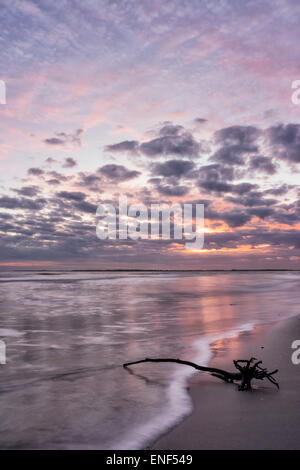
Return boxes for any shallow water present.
[0,270,300,449]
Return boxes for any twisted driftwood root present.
[123,357,279,391]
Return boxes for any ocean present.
[0,270,299,449]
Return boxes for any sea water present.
[0,270,299,449]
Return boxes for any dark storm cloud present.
[268,123,300,163]
[98,164,140,181]
[249,155,277,174]
[44,129,83,147]
[62,157,77,168]
[151,159,195,178]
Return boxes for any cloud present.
[197,164,257,194]
[149,177,190,196]
[44,129,83,147]
[105,140,139,153]
[212,145,256,165]
[249,155,277,174]
[12,186,39,197]
[221,211,252,227]
[194,117,207,125]
[0,196,46,210]
[140,126,200,158]
[158,123,185,136]
[73,200,97,214]
[47,179,61,185]
[0,212,13,220]
[45,157,57,166]
[265,185,291,196]
[105,123,202,159]
[206,207,252,227]
[47,171,68,181]
[232,182,258,195]
[98,164,140,181]
[1,115,300,267]
[268,123,300,163]
[56,191,86,201]
[77,172,102,189]
[226,191,277,207]
[28,167,44,176]
[247,207,274,219]
[45,170,71,185]
[214,126,261,147]
[211,125,261,166]
[62,157,77,168]
[156,184,190,197]
[151,159,195,178]
[198,163,236,183]
[199,180,233,194]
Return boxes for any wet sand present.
[153,315,300,450]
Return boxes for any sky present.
[1,0,300,269]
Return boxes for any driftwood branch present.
[123,356,279,391]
